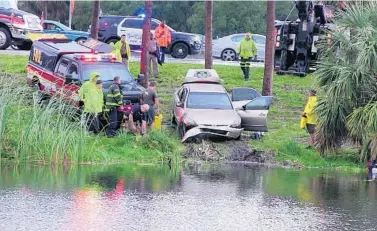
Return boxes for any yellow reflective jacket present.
[79,72,104,113]
[237,38,257,59]
[111,40,131,62]
[304,96,318,125]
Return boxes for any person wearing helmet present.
[79,72,104,134]
[237,32,257,81]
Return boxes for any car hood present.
[185,108,240,126]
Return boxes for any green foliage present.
[19,1,296,37]
[315,2,377,160]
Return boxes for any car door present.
[174,87,187,122]
[63,61,82,106]
[118,18,143,50]
[231,87,272,132]
[253,35,266,61]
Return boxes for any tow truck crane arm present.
[275,0,328,77]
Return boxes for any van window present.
[57,59,69,76]
[253,36,266,44]
[122,19,143,29]
[66,62,79,80]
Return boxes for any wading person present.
[79,72,104,134]
[301,89,318,148]
[147,32,160,78]
[115,34,131,70]
[104,76,123,137]
[155,20,171,64]
[237,32,257,81]
[127,104,150,136]
[141,81,160,128]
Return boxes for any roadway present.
[0,47,265,67]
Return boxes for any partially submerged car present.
[171,69,273,142]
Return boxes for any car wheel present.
[172,42,189,59]
[178,122,186,139]
[75,37,87,44]
[0,27,11,50]
[107,38,119,44]
[17,42,32,51]
[11,44,18,50]
[171,111,177,127]
[221,49,236,61]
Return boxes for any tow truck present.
[274,0,338,76]
[27,38,145,110]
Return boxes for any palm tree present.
[90,1,100,39]
[204,0,213,69]
[315,1,377,161]
[262,0,275,96]
[140,0,153,88]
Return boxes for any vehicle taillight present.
[74,53,117,62]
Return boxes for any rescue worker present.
[141,81,160,128]
[154,20,172,64]
[104,76,123,137]
[301,89,318,148]
[237,32,257,81]
[127,104,150,136]
[147,32,160,78]
[78,72,104,134]
[114,34,131,70]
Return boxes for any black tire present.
[0,27,11,50]
[75,37,87,44]
[171,42,189,59]
[221,48,237,61]
[178,122,186,139]
[17,42,32,51]
[171,111,177,127]
[106,38,119,44]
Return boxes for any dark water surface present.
[0,163,376,231]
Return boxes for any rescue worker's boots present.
[241,66,246,78]
[244,67,250,81]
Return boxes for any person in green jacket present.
[79,72,104,134]
[237,32,257,81]
[111,35,131,70]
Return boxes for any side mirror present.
[65,74,81,85]
[176,102,184,108]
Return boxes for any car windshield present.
[82,63,134,83]
[55,22,71,31]
[187,92,233,110]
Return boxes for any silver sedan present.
[212,33,266,62]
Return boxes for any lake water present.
[0,163,376,231]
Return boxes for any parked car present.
[42,20,89,43]
[171,69,273,142]
[94,15,202,59]
[212,33,266,62]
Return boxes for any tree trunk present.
[140,0,153,88]
[205,0,213,69]
[90,0,100,39]
[262,0,275,96]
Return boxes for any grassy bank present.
[0,55,361,168]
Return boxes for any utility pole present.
[68,0,72,29]
[204,0,213,69]
[90,0,100,39]
[140,0,153,88]
[262,0,275,96]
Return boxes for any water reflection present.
[0,163,376,230]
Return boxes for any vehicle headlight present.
[230,120,241,128]
[182,116,197,127]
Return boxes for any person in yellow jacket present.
[301,89,318,148]
[79,72,104,134]
[111,35,131,70]
[237,32,257,81]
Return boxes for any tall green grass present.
[0,76,182,164]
